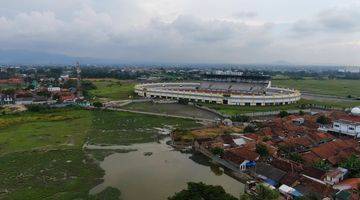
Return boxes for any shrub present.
[211,147,224,156]
[26,104,51,112]
[316,115,331,125]
[231,115,250,122]
[340,155,360,178]
[178,99,189,105]
[289,153,303,163]
[256,144,269,157]
[244,125,256,133]
[168,182,238,200]
[279,110,289,118]
[313,160,330,171]
[92,101,103,108]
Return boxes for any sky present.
[0,0,360,65]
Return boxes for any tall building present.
[76,62,83,98]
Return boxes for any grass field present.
[87,79,136,101]
[0,108,200,199]
[272,78,360,98]
[200,99,360,116]
[88,109,201,145]
[0,149,104,200]
[0,109,91,154]
[0,83,23,89]
[173,126,243,141]
[201,103,300,116]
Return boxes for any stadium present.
[135,72,301,106]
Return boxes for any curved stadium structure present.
[135,72,301,106]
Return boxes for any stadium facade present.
[135,72,301,106]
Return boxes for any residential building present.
[47,86,61,92]
[0,94,14,105]
[324,167,348,185]
[222,147,259,171]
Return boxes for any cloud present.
[0,1,359,65]
[292,7,360,34]
[232,11,258,19]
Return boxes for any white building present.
[332,107,360,138]
[135,82,301,106]
[324,167,348,185]
[47,87,61,92]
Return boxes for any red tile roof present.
[295,176,335,197]
[336,178,360,190]
[227,147,260,161]
[0,78,22,84]
[222,147,260,165]
[309,139,358,165]
[284,136,314,148]
[302,166,326,180]
[270,158,304,173]
[332,112,360,123]
[301,151,321,165]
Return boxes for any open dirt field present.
[122,102,222,120]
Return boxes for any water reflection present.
[90,138,244,200]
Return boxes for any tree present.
[256,144,269,157]
[299,110,305,116]
[231,115,250,123]
[244,125,256,133]
[313,160,330,171]
[211,147,224,156]
[340,154,360,178]
[168,182,238,200]
[262,136,271,142]
[298,193,320,200]
[279,110,289,118]
[178,98,189,105]
[93,101,103,108]
[89,187,121,200]
[256,184,279,200]
[289,153,303,163]
[1,88,15,95]
[316,115,331,125]
[240,184,280,200]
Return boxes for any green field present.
[200,102,300,116]
[0,109,91,154]
[88,79,136,101]
[200,99,360,116]
[0,149,104,200]
[0,108,200,199]
[272,78,360,97]
[0,83,23,89]
[88,110,201,145]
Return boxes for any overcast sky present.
[1,0,360,65]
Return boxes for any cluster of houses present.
[0,77,89,107]
[193,109,360,199]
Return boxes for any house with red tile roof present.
[334,178,360,191]
[302,139,359,165]
[222,146,259,171]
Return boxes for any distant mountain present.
[0,49,115,65]
[0,49,78,64]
